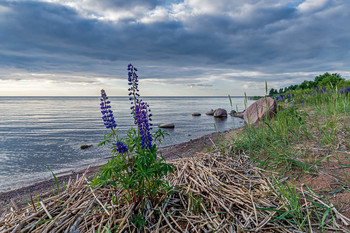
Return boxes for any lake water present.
[0,96,253,192]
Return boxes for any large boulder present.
[243,97,277,125]
[214,108,227,117]
[159,123,175,128]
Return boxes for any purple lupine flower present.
[128,65,139,104]
[116,141,128,154]
[128,64,141,123]
[275,95,283,102]
[135,100,152,149]
[340,87,350,95]
[316,86,319,93]
[100,89,117,130]
[301,100,304,105]
[345,87,350,94]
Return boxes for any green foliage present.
[318,73,343,88]
[184,191,203,214]
[46,165,62,207]
[245,85,350,174]
[266,179,336,232]
[90,128,174,204]
[131,213,146,229]
[91,66,175,209]
[269,72,349,97]
[269,88,278,96]
[314,72,341,83]
[299,80,316,90]
[231,102,314,174]
[337,79,350,88]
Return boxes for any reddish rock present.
[243,97,277,125]
[214,108,227,117]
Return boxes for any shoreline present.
[0,128,239,210]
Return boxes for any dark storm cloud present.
[0,0,349,88]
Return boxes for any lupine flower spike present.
[128,64,153,149]
[100,89,117,130]
[116,141,128,154]
[135,100,153,149]
[339,87,350,95]
[128,64,140,123]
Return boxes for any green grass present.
[264,178,337,232]
[225,87,350,231]
[231,104,312,174]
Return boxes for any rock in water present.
[243,97,277,125]
[214,108,227,117]
[159,123,175,128]
[229,110,237,116]
[233,110,245,118]
[80,144,93,149]
[192,112,201,116]
[205,109,215,115]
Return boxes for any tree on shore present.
[268,72,350,97]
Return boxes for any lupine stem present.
[98,188,113,207]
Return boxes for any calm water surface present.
[0,96,253,192]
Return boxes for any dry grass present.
[1,151,349,232]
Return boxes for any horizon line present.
[0,95,262,98]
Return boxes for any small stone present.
[214,108,227,117]
[205,109,215,115]
[229,110,237,116]
[80,144,93,149]
[233,111,245,118]
[159,123,175,128]
[192,112,201,116]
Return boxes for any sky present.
[0,0,349,96]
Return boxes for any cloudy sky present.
[0,0,349,96]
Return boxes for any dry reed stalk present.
[1,152,349,232]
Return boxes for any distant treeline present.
[269,72,350,96]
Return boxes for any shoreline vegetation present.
[1,71,350,232]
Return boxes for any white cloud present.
[297,0,328,12]
[0,5,11,13]
[139,6,170,24]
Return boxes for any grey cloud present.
[0,0,349,89]
[81,0,161,9]
[187,83,213,87]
